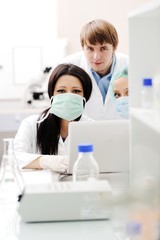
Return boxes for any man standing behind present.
[59,19,128,120]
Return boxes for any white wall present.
[57,0,155,55]
[0,0,156,100]
[0,0,57,99]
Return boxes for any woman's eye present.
[73,89,82,94]
[125,89,129,96]
[114,92,121,99]
[57,89,65,93]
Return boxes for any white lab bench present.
[0,170,129,240]
[19,218,114,240]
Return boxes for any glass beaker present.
[0,138,25,203]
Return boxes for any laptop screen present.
[67,120,130,174]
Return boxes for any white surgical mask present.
[50,93,86,121]
[115,96,129,119]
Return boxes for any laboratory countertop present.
[0,99,49,114]
[0,170,128,240]
[0,205,114,240]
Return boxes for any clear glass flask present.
[0,138,25,203]
[72,144,99,182]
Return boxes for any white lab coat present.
[14,114,93,169]
[59,51,128,120]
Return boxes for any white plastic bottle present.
[72,144,99,182]
[141,78,153,109]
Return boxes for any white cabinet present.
[128,1,160,190]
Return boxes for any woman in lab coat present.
[14,64,93,172]
[59,19,128,120]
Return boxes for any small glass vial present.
[141,78,153,109]
[72,144,99,182]
[0,138,24,203]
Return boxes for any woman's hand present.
[39,155,69,173]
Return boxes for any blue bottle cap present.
[126,221,141,235]
[78,144,93,152]
[143,78,152,86]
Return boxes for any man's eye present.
[87,46,93,51]
[101,47,108,51]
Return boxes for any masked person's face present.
[113,76,129,119]
[113,77,128,99]
[51,75,85,121]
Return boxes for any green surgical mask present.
[50,93,86,121]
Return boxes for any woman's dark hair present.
[37,63,92,155]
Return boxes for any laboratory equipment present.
[18,180,112,222]
[0,138,24,203]
[23,67,52,108]
[72,144,99,182]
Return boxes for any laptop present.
[18,120,129,223]
[66,120,130,175]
